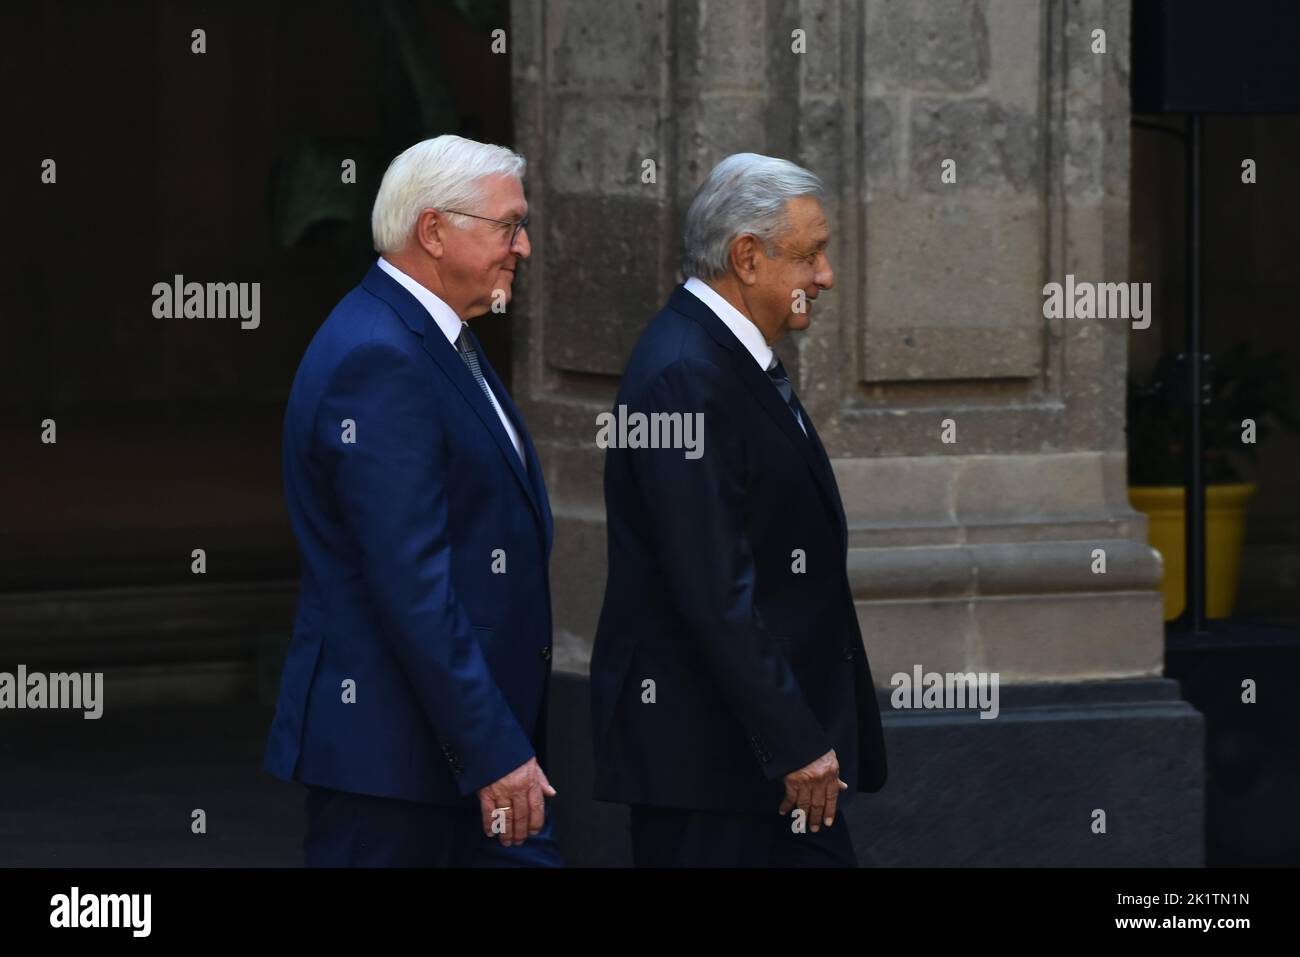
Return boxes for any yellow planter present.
[1128,482,1257,621]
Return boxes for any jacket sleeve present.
[628,356,832,780]
[316,340,534,795]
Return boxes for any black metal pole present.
[1183,113,1208,633]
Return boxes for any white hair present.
[682,153,825,280]
[370,135,526,254]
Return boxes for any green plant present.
[1127,343,1300,485]
[266,0,501,268]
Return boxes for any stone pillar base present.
[546,672,1204,866]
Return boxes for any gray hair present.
[682,153,825,280]
[370,134,526,254]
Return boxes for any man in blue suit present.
[591,153,887,866]
[264,135,561,867]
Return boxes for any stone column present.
[511,0,1203,866]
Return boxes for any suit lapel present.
[729,348,847,543]
[795,405,848,544]
[667,284,847,543]
[473,328,553,553]
[360,264,543,526]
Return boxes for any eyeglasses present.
[442,209,530,246]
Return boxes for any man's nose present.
[816,255,833,291]
[513,225,532,259]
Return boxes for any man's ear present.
[414,209,446,259]
[729,235,761,286]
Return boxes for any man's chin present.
[465,299,506,320]
[787,312,813,333]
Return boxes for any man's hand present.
[477,757,557,847]
[779,749,846,832]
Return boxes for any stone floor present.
[2,622,1296,867]
[0,696,303,867]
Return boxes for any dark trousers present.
[303,785,564,868]
[629,804,859,867]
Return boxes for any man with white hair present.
[590,153,888,866]
[264,135,562,867]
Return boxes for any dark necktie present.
[455,324,525,466]
[766,357,809,437]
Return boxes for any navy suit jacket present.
[590,284,887,813]
[264,261,554,806]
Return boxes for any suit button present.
[842,645,856,660]
[441,744,463,772]
[540,646,551,661]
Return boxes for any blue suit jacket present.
[590,285,887,812]
[264,261,554,806]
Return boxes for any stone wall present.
[510,0,1163,681]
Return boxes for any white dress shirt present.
[683,276,774,371]
[377,257,525,466]
[683,275,807,436]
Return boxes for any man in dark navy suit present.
[264,135,561,867]
[591,153,887,867]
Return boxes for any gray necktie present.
[455,324,524,465]
[766,357,808,437]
